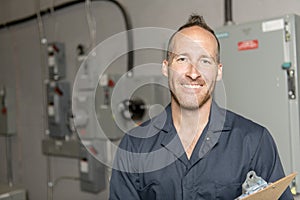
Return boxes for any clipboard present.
[241,172,297,200]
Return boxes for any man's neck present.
[172,99,211,131]
[171,99,212,159]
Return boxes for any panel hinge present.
[284,21,291,42]
[287,69,296,99]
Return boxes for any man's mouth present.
[182,84,202,89]
[181,79,205,89]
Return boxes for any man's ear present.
[162,60,169,77]
[216,63,223,81]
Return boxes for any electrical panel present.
[215,14,300,193]
[79,143,106,193]
[0,86,16,135]
[46,42,71,138]
[47,42,66,80]
[47,81,71,138]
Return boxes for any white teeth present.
[182,84,201,89]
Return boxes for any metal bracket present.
[287,69,296,99]
[235,171,269,199]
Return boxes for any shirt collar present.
[152,101,231,134]
[207,101,232,133]
[152,103,173,133]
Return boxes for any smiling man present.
[109,15,293,200]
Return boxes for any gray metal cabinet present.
[215,14,300,193]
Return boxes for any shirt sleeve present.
[250,128,294,200]
[109,136,141,200]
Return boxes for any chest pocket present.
[215,182,242,200]
[137,180,164,200]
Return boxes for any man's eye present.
[200,58,214,66]
[176,57,187,63]
[201,58,211,64]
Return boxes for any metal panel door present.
[215,15,300,191]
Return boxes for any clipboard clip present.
[235,171,269,200]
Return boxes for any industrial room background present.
[1,0,300,199]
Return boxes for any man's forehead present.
[171,35,213,54]
[171,28,216,47]
[173,36,206,48]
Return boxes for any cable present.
[50,0,59,41]
[36,0,47,43]
[5,135,13,187]
[101,0,134,73]
[9,26,24,191]
[35,0,49,138]
[85,0,97,49]
[47,157,54,200]
[34,2,54,200]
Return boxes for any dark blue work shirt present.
[109,102,294,200]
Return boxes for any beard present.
[170,88,212,110]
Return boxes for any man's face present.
[162,26,222,110]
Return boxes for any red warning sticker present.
[238,39,259,51]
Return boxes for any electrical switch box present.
[79,143,106,193]
[0,86,16,135]
[47,42,66,80]
[47,81,71,138]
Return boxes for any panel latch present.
[282,62,296,100]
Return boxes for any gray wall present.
[0,0,300,200]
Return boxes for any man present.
[109,15,293,200]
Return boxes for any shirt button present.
[206,137,210,141]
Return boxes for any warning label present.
[238,40,259,51]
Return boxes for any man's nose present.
[185,63,201,80]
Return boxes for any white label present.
[99,74,108,86]
[80,160,89,173]
[48,56,55,66]
[216,32,229,39]
[262,19,284,32]
[48,106,55,116]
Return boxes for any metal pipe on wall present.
[5,136,13,187]
[224,0,234,25]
